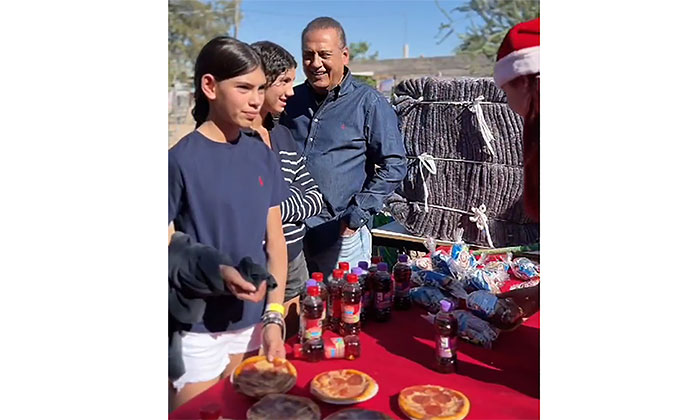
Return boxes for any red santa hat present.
[494,18,540,88]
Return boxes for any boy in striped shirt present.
[251,41,324,336]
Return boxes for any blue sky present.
[235,0,469,83]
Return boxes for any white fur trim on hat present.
[494,46,539,88]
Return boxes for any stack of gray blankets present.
[387,77,539,247]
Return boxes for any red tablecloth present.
[170,308,539,419]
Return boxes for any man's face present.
[302,28,349,94]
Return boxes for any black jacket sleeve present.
[168,232,232,325]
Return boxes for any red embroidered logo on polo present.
[259,176,264,187]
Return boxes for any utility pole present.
[233,0,241,39]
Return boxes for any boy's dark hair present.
[250,41,297,87]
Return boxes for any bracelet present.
[261,315,286,341]
[265,303,285,316]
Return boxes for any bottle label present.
[342,302,361,323]
[375,291,393,310]
[303,317,322,340]
[437,336,457,358]
[324,337,345,359]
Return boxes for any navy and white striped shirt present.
[264,118,324,261]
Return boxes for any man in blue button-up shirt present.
[280,17,407,278]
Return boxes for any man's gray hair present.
[302,16,347,48]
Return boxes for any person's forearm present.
[265,206,287,305]
[280,185,324,223]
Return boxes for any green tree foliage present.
[353,75,378,88]
[435,0,539,60]
[349,41,379,61]
[169,0,242,86]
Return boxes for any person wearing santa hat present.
[493,17,540,320]
[494,17,540,223]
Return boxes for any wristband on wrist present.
[265,303,285,316]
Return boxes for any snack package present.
[456,249,478,271]
[465,290,499,318]
[450,228,466,261]
[412,256,433,272]
[503,278,540,292]
[482,267,510,290]
[511,257,540,280]
[415,270,453,288]
[433,252,467,279]
[410,287,456,313]
[415,271,469,300]
[477,252,513,266]
[465,290,523,329]
[454,310,500,348]
[464,269,501,294]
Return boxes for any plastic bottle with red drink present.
[393,254,412,310]
[311,272,328,329]
[293,335,361,361]
[293,337,324,362]
[339,261,351,277]
[301,284,324,344]
[343,334,361,360]
[340,273,362,336]
[328,269,345,333]
[357,262,372,323]
[434,299,458,374]
[298,279,317,342]
[372,262,394,322]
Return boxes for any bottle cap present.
[308,285,320,296]
[347,274,358,283]
[311,272,324,282]
[306,280,317,289]
[339,262,350,272]
[377,262,389,272]
[398,254,409,263]
[358,261,369,270]
[440,299,453,312]
[332,269,344,279]
[351,267,364,276]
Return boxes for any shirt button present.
[309,137,313,141]
[313,118,319,122]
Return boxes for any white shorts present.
[172,323,263,392]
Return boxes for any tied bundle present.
[388,77,539,247]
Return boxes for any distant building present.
[349,54,493,97]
